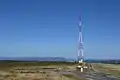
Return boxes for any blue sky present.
[0,0,120,59]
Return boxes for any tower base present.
[76,62,88,72]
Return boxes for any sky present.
[0,0,120,59]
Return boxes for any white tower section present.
[77,16,84,72]
[78,16,84,63]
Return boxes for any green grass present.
[63,74,85,80]
[0,60,77,72]
[0,60,76,68]
[0,60,76,66]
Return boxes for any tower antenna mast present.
[77,15,84,72]
[78,15,84,62]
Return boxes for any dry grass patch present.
[93,63,120,77]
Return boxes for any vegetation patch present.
[63,74,85,80]
[94,63,120,77]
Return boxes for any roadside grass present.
[93,63,120,77]
[63,74,86,80]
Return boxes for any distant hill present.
[0,57,68,62]
[85,59,120,64]
[0,57,119,64]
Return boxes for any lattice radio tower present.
[77,15,85,72]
